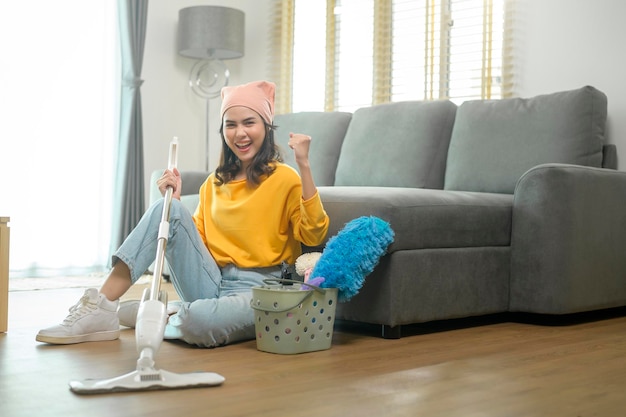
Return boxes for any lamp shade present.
[177,6,245,60]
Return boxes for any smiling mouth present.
[236,142,251,151]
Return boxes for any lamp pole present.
[177,5,245,172]
[188,59,229,171]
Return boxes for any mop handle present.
[149,137,179,302]
[167,136,179,171]
[161,137,179,211]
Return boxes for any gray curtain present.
[111,0,149,258]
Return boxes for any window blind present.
[271,0,515,113]
[267,0,295,115]
[291,0,326,112]
[335,0,375,111]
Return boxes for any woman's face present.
[222,106,267,170]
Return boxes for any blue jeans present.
[113,199,281,348]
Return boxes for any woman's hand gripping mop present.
[69,138,225,394]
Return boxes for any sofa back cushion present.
[274,111,352,186]
[334,100,457,188]
[444,86,608,194]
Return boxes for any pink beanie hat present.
[220,80,275,124]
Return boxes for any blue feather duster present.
[311,216,394,302]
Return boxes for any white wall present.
[514,0,626,166]
[142,0,626,203]
[141,0,271,201]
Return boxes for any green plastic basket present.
[251,279,338,354]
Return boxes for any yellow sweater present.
[193,163,329,268]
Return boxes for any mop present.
[69,137,225,394]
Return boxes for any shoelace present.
[62,293,98,325]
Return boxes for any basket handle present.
[262,278,327,294]
[250,279,327,313]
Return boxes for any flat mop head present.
[69,296,225,395]
[69,369,225,395]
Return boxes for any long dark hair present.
[214,122,283,186]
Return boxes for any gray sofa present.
[151,86,626,338]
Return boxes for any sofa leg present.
[382,325,401,339]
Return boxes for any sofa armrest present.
[510,163,626,314]
[148,170,209,213]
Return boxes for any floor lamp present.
[177,6,245,171]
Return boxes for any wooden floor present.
[2,283,626,417]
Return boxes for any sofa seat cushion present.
[445,86,607,194]
[318,186,513,251]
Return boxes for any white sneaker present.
[118,300,140,328]
[36,288,120,344]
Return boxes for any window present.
[0,1,118,277]
[334,0,375,110]
[272,0,513,113]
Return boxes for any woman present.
[36,81,329,348]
